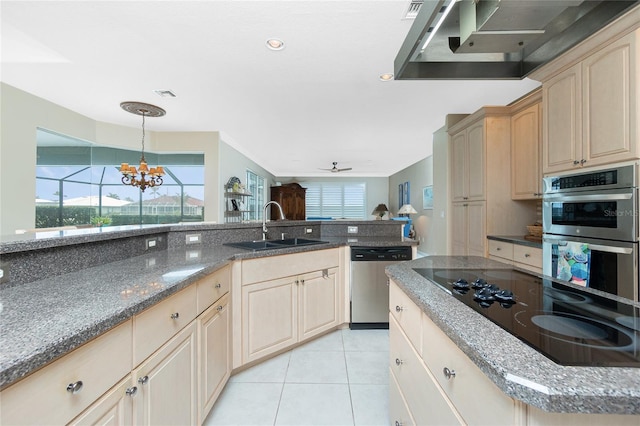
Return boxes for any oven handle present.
[543,237,634,254]
[542,193,633,202]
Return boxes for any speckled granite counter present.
[487,234,542,249]
[0,228,415,390]
[386,256,640,415]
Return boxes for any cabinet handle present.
[216,305,223,312]
[215,283,222,289]
[137,375,149,385]
[300,279,305,285]
[295,279,299,285]
[443,367,456,380]
[395,358,404,366]
[126,386,138,397]
[463,197,468,200]
[524,253,531,258]
[170,312,180,320]
[580,159,587,165]
[496,247,501,251]
[395,421,403,426]
[66,381,83,394]
[395,305,403,312]
[573,160,580,165]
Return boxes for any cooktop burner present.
[413,268,640,367]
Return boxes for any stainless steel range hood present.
[394,0,640,79]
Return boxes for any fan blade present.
[336,167,352,172]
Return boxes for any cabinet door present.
[543,64,582,173]
[242,276,298,363]
[466,121,485,201]
[511,103,541,199]
[133,322,198,426]
[466,201,486,256]
[389,368,416,426]
[198,294,230,424]
[583,32,638,166]
[299,268,339,341]
[450,203,467,256]
[68,376,134,426]
[451,130,467,202]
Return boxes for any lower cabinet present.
[488,239,542,273]
[241,267,339,363]
[198,293,231,424]
[132,321,198,426]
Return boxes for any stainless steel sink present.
[224,238,326,251]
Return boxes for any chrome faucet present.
[262,201,286,240]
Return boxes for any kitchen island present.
[386,255,640,423]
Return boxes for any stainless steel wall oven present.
[542,165,639,301]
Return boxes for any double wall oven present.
[542,165,639,301]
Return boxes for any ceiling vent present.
[403,0,424,20]
[153,89,177,98]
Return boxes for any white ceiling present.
[1,0,540,177]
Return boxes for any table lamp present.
[371,204,389,220]
[397,204,418,238]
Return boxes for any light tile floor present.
[203,328,389,426]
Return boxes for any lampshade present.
[371,203,389,216]
[398,204,418,215]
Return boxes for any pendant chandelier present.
[119,101,166,192]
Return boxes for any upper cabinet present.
[539,26,639,174]
[451,119,485,202]
[511,90,542,200]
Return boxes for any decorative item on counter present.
[525,221,542,242]
[371,203,389,220]
[119,101,166,192]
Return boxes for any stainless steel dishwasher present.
[350,246,412,329]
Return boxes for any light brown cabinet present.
[542,30,639,173]
[511,93,542,200]
[271,183,306,220]
[451,120,485,202]
[448,107,526,257]
[488,239,542,274]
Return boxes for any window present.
[245,169,265,221]
[305,182,366,219]
[35,129,204,228]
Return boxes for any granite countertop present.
[0,235,415,390]
[487,234,542,249]
[386,256,640,415]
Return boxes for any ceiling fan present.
[320,162,352,173]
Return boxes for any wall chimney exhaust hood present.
[394,0,640,80]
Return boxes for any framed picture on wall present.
[423,186,434,209]
[403,181,410,205]
[398,184,404,209]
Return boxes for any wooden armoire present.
[270,183,306,220]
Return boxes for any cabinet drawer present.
[421,314,515,425]
[242,248,339,284]
[389,368,415,426]
[390,317,463,426]
[197,265,230,314]
[488,240,513,260]
[513,245,542,269]
[133,285,197,366]
[0,320,132,426]
[389,280,422,351]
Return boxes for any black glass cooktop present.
[413,268,640,367]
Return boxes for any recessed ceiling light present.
[266,38,285,51]
[379,73,394,81]
[154,89,177,98]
